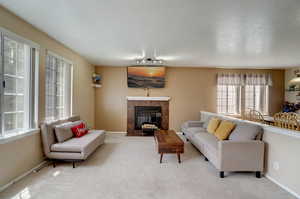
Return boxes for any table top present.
[154,130,184,146]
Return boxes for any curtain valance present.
[244,73,272,86]
[217,73,244,85]
[217,73,272,86]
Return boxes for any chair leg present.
[219,171,224,178]
[72,161,75,168]
[256,171,261,178]
[182,132,185,135]
[204,157,208,161]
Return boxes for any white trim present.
[0,160,47,193]
[106,131,127,134]
[0,27,40,49]
[126,96,171,101]
[0,128,39,144]
[265,175,300,199]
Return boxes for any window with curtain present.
[217,73,242,114]
[217,73,271,115]
[245,85,269,114]
[217,85,241,114]
[45,51,72,121]
[0,28,39,136]
[244,74,271,115]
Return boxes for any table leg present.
[177,153,181,163]
[160,153,163,163]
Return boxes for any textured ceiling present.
[1,0,300,68]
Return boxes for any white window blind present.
[245,85,269,115]
[216,73,271,115]
[217,85,241,114]
[45,51,72,121]
[0,28,39,136]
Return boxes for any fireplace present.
[135,106,162,130]
[127,97,170,136]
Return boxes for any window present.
[216,73,271,115]
[45,51,72,121]
[217,85,241,114]
[245,85,269,115]
[0,28,39,136]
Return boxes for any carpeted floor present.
[0,133,296,199]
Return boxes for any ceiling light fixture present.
[136,58,163,65]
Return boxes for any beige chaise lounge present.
[41,116,106,168]
[182,111,265,178]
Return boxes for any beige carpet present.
[0,133,296,199]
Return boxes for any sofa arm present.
[218,140,264,172]
[181,121,204,129]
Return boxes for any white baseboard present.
[0,160,47,193]
[106,131,127,134]
[265,175,300,199]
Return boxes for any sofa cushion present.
[207,117,221,134]
[229,123,262,141]
[214,120,236,140]
[193,133,218,157]
[54,122,74,143]
[51,130,105,153]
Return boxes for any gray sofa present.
[182,111,265,178]
[41,116,106,168]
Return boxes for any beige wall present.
[263,130,300,197]
[0,6,95,187]
[95,66,285,131]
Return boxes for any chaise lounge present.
[41,116,106,168]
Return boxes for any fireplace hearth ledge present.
[126,96,171,101]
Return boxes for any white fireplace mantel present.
[126,96,171,101]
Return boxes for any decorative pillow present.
[229,124,262,141]
[214,120,236,140]
[74,128,89,138]
[206,117,221,134]
[54,122,74,143]
[71,122,87,137]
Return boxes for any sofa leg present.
[219,171,224,178]
[186,138,189,142]
[182,132,185,135]
[72,162,75,168]
[204,157,208,161]
[53,161,56,168]
[255,171,261,178]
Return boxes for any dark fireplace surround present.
[127,100,169,136]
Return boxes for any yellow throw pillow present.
[207,117,221,134]
[214,120,236,140]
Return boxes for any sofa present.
[41,115,106,168]
[181,111,265,178]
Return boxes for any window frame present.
[0,27,39,138]
[217,84,270,116]
[217,85,241,115]
[245,85,269,115]
[45,50,73,122]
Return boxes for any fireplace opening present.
[135,106,162,130]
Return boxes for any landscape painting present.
[127,66,166,88]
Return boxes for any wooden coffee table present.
[154,130,184,163]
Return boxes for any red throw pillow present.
[71,122,86,137]
[74,128,89,138]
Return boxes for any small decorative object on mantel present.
[92,73,101,88]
